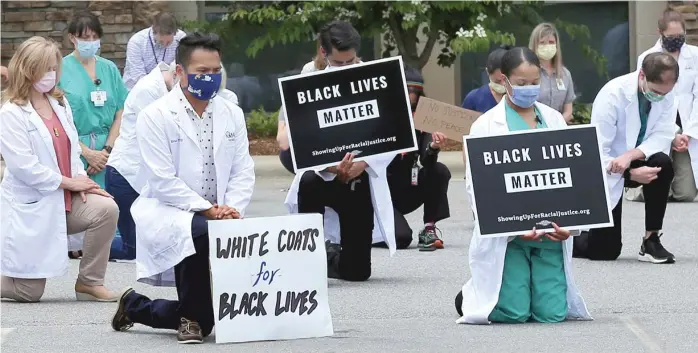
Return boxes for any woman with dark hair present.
[455,47,591,325]
[59,11,128,260]
[461,45,511,113]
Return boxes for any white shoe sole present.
[178,339,204,344]
[638,253,675,264]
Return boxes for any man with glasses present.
[574,52,678,264]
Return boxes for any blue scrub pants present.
[105,166,138,260]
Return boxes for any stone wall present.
[0,1,169,72]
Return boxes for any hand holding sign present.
[519,227,544,241]
[430,132,447,149]
[543,222,571,242]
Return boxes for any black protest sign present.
[208,215,333,344]
[278,56,418,172]
[464,125,613,237]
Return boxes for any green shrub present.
[246,108,278,138]
[572,102,592,125]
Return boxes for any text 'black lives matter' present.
[464,126,612,237]
[279,56,418,171]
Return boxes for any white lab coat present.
[590,71,676,208]
[458,99,592,324]
[0,96,86,278]
[638,40,698,187]
[131,86,255,286]
[107,66,168,192]
[284,153,398,255]
[217,88,239,106]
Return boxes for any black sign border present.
[463,124,615,237]
[278,56,419,173]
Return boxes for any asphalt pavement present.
[2,169,698,353]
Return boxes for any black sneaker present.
[418,225,443,251]
[638,232,675,264]
[326,241,341,279]
[177,317,203,344]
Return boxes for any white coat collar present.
[19,95,75,166]
[651,38,693,61]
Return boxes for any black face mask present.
[662,35,685,53]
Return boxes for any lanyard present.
[148,29,166,64]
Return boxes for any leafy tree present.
[185,0,605,76]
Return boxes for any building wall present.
[0,1,169,71]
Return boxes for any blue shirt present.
[462,85,498,113]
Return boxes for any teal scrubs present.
[636,91,650,147]
[59,54,127,187]
[488,103,568,323]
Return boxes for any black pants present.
[378,162,452,249]
[298,171,374,281]
[280,149,294,174]
[575,152,673,260]
[123,214,214,336]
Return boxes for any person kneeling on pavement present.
[374,66,451,251]
[574,52,677,264]
[110,32,255,344]
[284,20,397,282]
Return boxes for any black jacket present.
[386,130,438,183]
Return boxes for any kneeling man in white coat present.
[110,32,255,344]
[574,52,678,264]
[285,20,396,281]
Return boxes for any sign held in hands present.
[413,97,482,141]
[208,214,333,344]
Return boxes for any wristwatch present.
[104,145,113,153]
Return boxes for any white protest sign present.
[208,214,334,344]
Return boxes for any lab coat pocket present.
[131,197,179,257]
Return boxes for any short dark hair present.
[176,32,222,68]
[500,47,540,77]
[319,20,361,55]
[658,9,685,32]
[642,52,679,84]
[68,11,103,38]
[153,12,178,35]
[486,45,512,74]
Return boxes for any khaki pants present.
[625,150,698,202]
[1,193,118,302]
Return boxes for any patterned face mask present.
[661,34,685,53]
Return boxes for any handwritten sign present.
[208,214,333,344]
[413,97,481,141]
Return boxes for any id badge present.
[556,78,566,91]
[91,90,107,107]
[411,166,419,186]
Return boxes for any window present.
[203,13,376,113]
[459,1,629,104]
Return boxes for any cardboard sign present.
[413,97,481,141]
[208,214,333,344]
[463,125,613,237]
[278,56,418,172]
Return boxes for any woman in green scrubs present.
[59,12,127,189]
[456,47,591,324]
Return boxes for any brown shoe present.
[111,287,134,332]
[177,317,203,344]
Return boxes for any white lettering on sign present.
[297,85,342,104]
[483,148,531,165]
[317,99,380,128]
[504,167,573,193]
[349,76,388,94]
[541,143,583,159]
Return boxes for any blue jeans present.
[105,166,138,260]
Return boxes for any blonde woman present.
[528,23,576,123]
[0,36,119,302]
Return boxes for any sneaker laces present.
[180,318,200,334]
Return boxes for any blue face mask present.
[506,77,540,108]
[76,39,100,58]
[186,73,222,101]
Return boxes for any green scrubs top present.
[488,102,568,323]
[59,54,127,187]
[636,91,651,148]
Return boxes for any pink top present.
[41,111,72,212]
